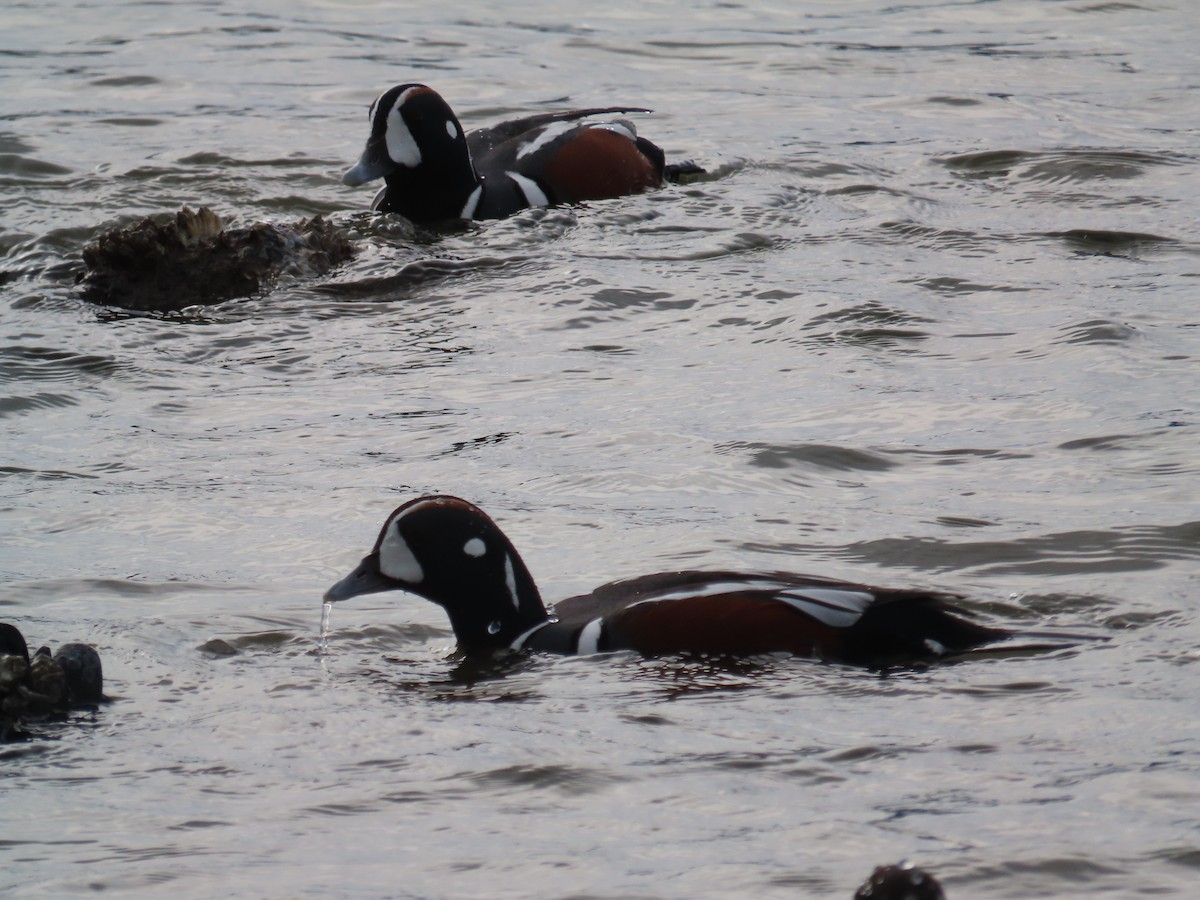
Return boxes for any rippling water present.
[3,1,1199,897]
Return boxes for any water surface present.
[3,1,1199,897]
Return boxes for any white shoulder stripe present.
[506,171,549,208]
[460,184,482,219]
[576,618,605,654]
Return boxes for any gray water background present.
[3,0,1199,896]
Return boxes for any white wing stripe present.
[516,121,574,159]
[617,583,875,629]
[776,589,874,628]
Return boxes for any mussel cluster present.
[1,622,104,741]
[78,206,356,311]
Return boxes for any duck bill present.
[342,140,393,186]
[323,553,396,602]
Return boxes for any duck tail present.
[849,593,1009,667]
[663,160,707,183]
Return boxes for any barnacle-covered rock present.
[1,623,106,741]
[56,642,104,703]
[79,206,356,311]
[25,646,67,710]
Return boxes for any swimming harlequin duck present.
[343,83,703,224]
[323,496,1007,666]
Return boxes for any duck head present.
[343,84,481,223]
[324,496,549,652]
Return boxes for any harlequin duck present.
[343,83,703,224]
[323,496,1007,666]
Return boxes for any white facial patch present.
[384,88,423,168]
[446,119,459,140]
[506,171,549,207]
[378,520,424,583]
[516,120,574,159]
[463,537,486,558]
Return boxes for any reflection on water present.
[3,0,1199,897]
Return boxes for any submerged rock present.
[56,643,105,703]
[0,623,105,741]
[79,206,356,311]
[27,647,67,709]
[854,863,945,900]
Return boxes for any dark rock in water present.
[55,642,104,703]
[26,647,67,710]
[854,863,946,900]
[0,622,29,662]
[1,654,28,714]
[1,627,32,739]
[1,623,107,741]
[79,206,356,311]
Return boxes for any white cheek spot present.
[506,171,549,208]
[446,119,459,140]
[378,523,424,584]
[463,537,486,558]
[385,106,422,168]
[504,554,519,611]
[576,618,604,654]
